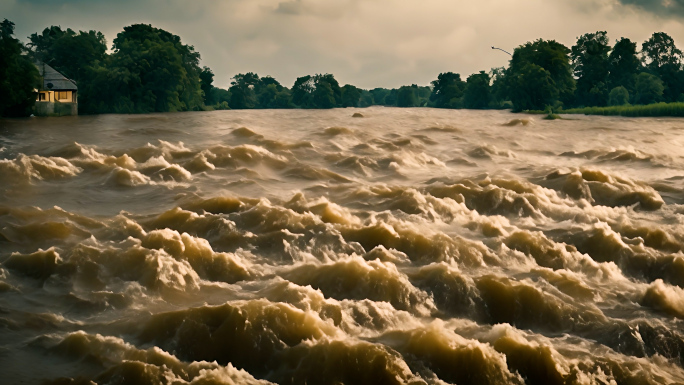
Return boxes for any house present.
[34,62,78,116]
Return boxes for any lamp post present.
[491,46,512,56]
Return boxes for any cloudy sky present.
[3,0,684,89]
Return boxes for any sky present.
[3,0,684,89]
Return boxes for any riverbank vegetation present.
[3,18,684,117]
[562,102,684,117]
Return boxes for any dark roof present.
[35,62,78,91]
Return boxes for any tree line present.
[2,18,684,117]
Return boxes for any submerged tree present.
[0,19,39,117]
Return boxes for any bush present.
[634,72,663,105]
[563,102,684,117]
[608,86,629,106]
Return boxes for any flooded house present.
[34,62,78,116]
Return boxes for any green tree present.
[642,32,682,70]
[0,19,39,117]
[229,72,259,109]
[385,89,398,106]
[315,74,342,107]
[341,84,362,107]
[359,90,374,107]
[199,66,215,106]
[291,74,341,108]
[608,86,629,106]
[463,71,491,109]
[572,31,610,106]
[80,24,204,114]
[506,39,575,110]
[508,63,558,111]
[369,88,390,105]
[397,85,419,107]
[430,72,466,108]
[292,75,314,108]
[254,76,292,109]
[634,72,664,105]
[607,38,640,94]
[28,26,106,82]
[489,67,508,107]
[78,65,136,113]
[214,88,231,104]
[313,81,336,108]
[257,85,292,109]
[642,32,684,102]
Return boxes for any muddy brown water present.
[2,108,684,384]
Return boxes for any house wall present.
[37,90,76,103]
[34,101,78,116]
[35,91,78,116]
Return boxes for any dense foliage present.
[0,19,39,117]
[6,18,684,117]
[28,26,106,82]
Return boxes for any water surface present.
[2,108,684,384]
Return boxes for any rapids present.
[1,107,684,384]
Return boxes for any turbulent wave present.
[2,108,684,384]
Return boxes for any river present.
[1,107,684,384]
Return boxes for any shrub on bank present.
[562,102,684,117]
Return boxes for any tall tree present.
[430,72,466,108]
[83,24,204,113]
[292,75,315,108]
[507,63,558,111]
[572,31,611,106]
[229,72,259,109]
[397,85,419,107]
[642,32,684,102]
[489,67,508,106]
[635,72,664,104]
[291,74,341,108]
[370,88,391,105]
[28,26,107,82]
[199,66,215,106]
[341,84,362,107]
[463,71,491,109]
[607,37,640,94]
[0,19,39,117]
[506,39,575,110]
[313,81,336,108]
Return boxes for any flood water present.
[2,107,684,384]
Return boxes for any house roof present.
[35,62,78,91]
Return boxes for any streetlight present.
[491,46,512,56]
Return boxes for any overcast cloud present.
[3,0,684,89]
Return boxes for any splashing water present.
[2,108,684,384]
